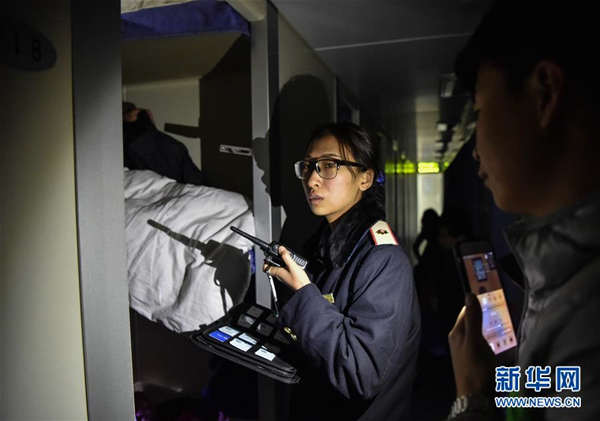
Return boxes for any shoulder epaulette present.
[369,220,399,246]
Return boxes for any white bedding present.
[124,169,255,332]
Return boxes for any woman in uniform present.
[265,122,421,420]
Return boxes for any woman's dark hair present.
[307,122,385,209]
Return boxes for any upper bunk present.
[121,0,249,84]
[120,0,254,198]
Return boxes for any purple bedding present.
[122,0,249,40]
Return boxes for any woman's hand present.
[262,246,311,291]
[448,293,496,396]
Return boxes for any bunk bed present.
[121,0,254,335]
[119,3,264,418]
[121,0,249,40]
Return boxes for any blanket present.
[124,168,254,332]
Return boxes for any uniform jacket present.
[278,198,421,421]
[454,189,600,420]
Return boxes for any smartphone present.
[454,239,517,355]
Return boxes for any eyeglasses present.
[294,159,365,180]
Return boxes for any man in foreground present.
[447,1,600,419]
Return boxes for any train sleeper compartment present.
[121,1,259,419]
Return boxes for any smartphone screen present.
[460,248,517,355]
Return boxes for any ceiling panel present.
[272,0,490,162]
[273,0,482,48]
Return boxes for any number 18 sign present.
[1,14,57,72]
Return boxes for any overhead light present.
[401,161,416,174]
[418,162,440,174]
[439,74,458,98]
[437,120,458,132]
[386,161,444,174]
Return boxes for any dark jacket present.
[452,189,600,420]
[123,110,209,186]
[505,189,600,420]
[278,199,421,420]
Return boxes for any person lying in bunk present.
[122,102,210,186]
[264,122,421,421]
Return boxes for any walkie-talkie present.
[230,226,308,270]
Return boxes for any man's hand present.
[262,246,311,291]
[448,293,496,396]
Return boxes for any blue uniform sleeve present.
[278,246,417,401]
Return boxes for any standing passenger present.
[447,1,600,419]
[265,122,421,420]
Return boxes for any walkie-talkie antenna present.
[230,226,269,250]
[231,225,308,270]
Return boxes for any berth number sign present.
[0,15,56,71]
